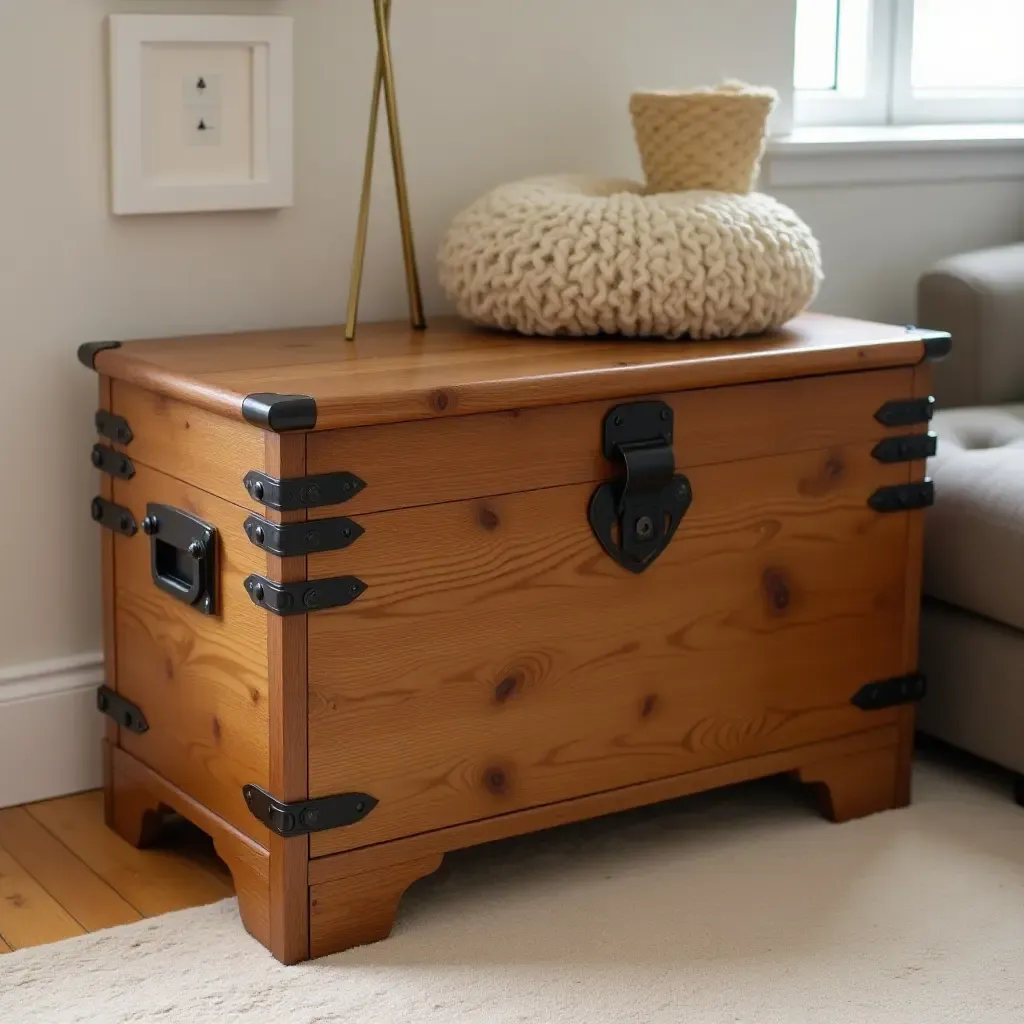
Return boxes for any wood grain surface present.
[0,807,141,932]
[796,743,902,822]
[110,379,264,511]
[307,366,915,518]
[0,844,85,949]
[309,854,443,958]
[92,314,935,431]
[98,376,120,755]
[112,463,270,844]
[308,440,910,857]
[109,745,270,948]
[308,725,900,885]
[895,361,934,806]
[264,434,310,964]
[27,792,232,918]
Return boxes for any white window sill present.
[763,123,1024,188]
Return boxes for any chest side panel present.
[307,368,924,857]
[110,380,265,513]
[112,463,271,846]
[306,367,913,516]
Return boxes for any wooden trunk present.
[81,314,948,963]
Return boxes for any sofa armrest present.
[918,242,1024,408]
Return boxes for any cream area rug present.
[2,756,1022,1024]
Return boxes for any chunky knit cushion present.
[438,175,823,340]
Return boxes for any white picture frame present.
[109,14,294,215]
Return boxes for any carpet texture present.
[2,758,1022,1024]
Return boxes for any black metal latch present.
[588,401,692,574]
[243,783,377,837]
[244,574,366,615]
[91,496,137,537]
[243,470,366,512]
[96,685,149,734]
[243,513,364,557]
[851,673,927,710]
[142,505,217,615]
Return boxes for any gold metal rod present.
[373,0,426,330]
[344,0,392,341]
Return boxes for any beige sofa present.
[917,242,1024,804]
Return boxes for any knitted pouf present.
[438,83,822,340]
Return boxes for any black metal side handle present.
[142,504,217,615]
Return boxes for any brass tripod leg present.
[345,0,426,341]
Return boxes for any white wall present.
[0,0,1020,804]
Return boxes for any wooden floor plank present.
[26,792,232,918]
[0,807,141,932]
[0,845,84,949]
[0,934,11,953]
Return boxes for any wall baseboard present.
[0,653,105,808]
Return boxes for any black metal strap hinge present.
[871,433,938,464]
[243,784,377,837]
[96,685,149,734]
[242,470,366,512]
[95,409,133,446]
[869,480,935,513]
[91,443,136,479]
[243,573,366,615]
[243,513,364,557]
[588,401,693,574]
[875,396,935,428]
[851,673,927,711]
[91,496,137,536]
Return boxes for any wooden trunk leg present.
[104,740,169,848]
[796,742,902,824]
[309,854,443,959]
[213,836,272,952]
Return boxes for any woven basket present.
[629,82,775,194]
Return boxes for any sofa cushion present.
[925,405,1024,630]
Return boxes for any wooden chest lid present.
[83,314,949,432]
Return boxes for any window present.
[794,0,1024,126]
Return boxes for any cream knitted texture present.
[438,81,822,340]
[438,175,822,339]
[630,82,776,194]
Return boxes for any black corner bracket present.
[243,783,377,837]
[241,393,317,432]
[77,341,122,370]
[905,326,953,363]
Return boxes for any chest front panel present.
[306,368,922,857]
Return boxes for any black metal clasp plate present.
[96,685,148,734]
[851,673,927,710]
[588,401,692,574]
[243,784,377,837]
[875,396,936,428]
[869,480,935,513]
[243,513,364,557]
[91,496,137,537]
[243,470,366,512]
[872,433,937,464]
[94,409,133,446]
[244,574,367,615]
[143,504,217,615]
[91,443,135,479]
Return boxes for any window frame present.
[795,0,1024,128]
